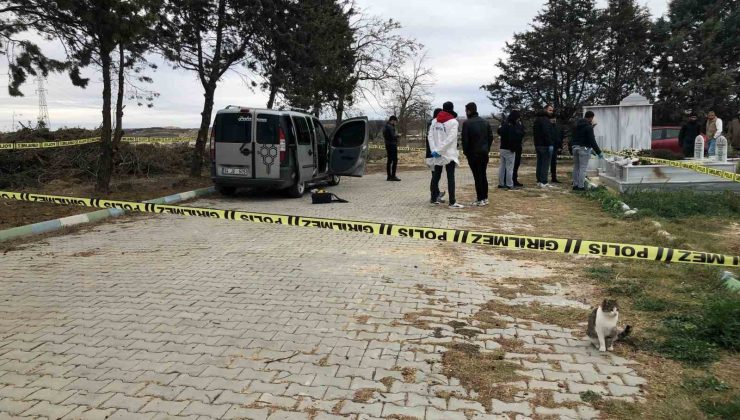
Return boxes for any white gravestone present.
[584,93,653,152]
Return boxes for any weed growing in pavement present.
[579,390,603,404]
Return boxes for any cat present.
[587,299,632,352]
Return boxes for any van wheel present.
[217,186,236,196]
[287,180,306,198]
[328,175,341,186]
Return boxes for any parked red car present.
[651,126,682,153]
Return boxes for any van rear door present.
[254,112,281,179]
[214,111,254,178]
[329,117,369,177]
[292,115,316,182]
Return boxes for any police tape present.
[367,144,573,159]
[603,151,740,183]
[0,137,194,151]
[1,191,737,268]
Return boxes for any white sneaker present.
[537,183,546,188]
[481,199,490,206]
[449,203,465,209]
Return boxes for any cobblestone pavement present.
[0,168,645,419]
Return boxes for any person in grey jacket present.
[462,102,494,206]
[383,116,401,181]
[571,111,603,191]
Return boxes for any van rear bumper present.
[211,166,294,189]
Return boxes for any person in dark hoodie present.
[571,111,603,191]
[679,113,702,158]
[498,110,524,189]
[533,104,556,188]
[462,102,494,206]
[511,108,525,188]
[549,116,565,183]
[383,116,401,181]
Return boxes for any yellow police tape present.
[604,151,740,183]
[367,144,572,159]
[0,137,194,150]
[1,191,737,268]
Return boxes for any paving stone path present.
[0,169,645,419]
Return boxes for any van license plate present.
[223,167,250,176]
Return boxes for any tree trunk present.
[266,78,278,109]
[190,85,215,177]
[96,50,114,193]
[334,96,345,127]
[113,44,125,150]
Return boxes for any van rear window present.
[256,114,280,144]
[215,113,252,143]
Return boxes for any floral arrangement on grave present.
[620,148,642,165]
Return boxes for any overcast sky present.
[0,0,669,131]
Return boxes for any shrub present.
[651,335,719,365]
[698,296,740,351]
[621,190,740,219]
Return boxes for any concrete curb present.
[0,186,216,242]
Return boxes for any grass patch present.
[477,300,589,330]
[621,190,740,219]
[440,344,522,410]
[633,295,671,312]
[579,390,603,404]
[651,335,720,365]
[582,187,629,217]
[352,388,377,403]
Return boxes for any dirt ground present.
[0,175,212,230]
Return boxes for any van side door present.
[329,117,369,177]
[292,115,316,182]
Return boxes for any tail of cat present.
[618,325,632,341]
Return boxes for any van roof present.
[216,106,316,118]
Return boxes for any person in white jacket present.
[427,102,463,208]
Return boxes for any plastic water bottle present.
[694,135,705,160]
[716,136,728,162]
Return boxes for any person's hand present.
[598,153,604,159]
[432,151,441,158]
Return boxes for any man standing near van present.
[428,102,463,209]
[533,104,556,188]
[383,116,401,181]
[571,111,603,191]
[462,102,494,206]
[706,111,723,157]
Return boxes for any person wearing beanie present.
[383,115,401,181]
[498,110,524,189]
[428,102,463,208]
[679,112,702,158]
[462,102,494,206]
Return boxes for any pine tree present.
[482,0,601,120]
[597,0,654,104]
[653,0,740,123]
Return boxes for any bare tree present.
[384,52,434,142]
[331,3,420,126]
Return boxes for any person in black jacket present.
[511,108,525,187]
[533,104,556,188]
[679,113,702,158]
[462,103,494,206]
[497,110,524,189]
[383,116,401,181]
[571,111,603,191]
[549,117,565,183]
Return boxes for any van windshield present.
[256,114,280,144]
[215,113,252,143]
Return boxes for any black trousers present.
[550,147,559,181]
[467,154,489,201]
[431,162,456,204]
[513,148,522,184]
[385,144,398,178]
